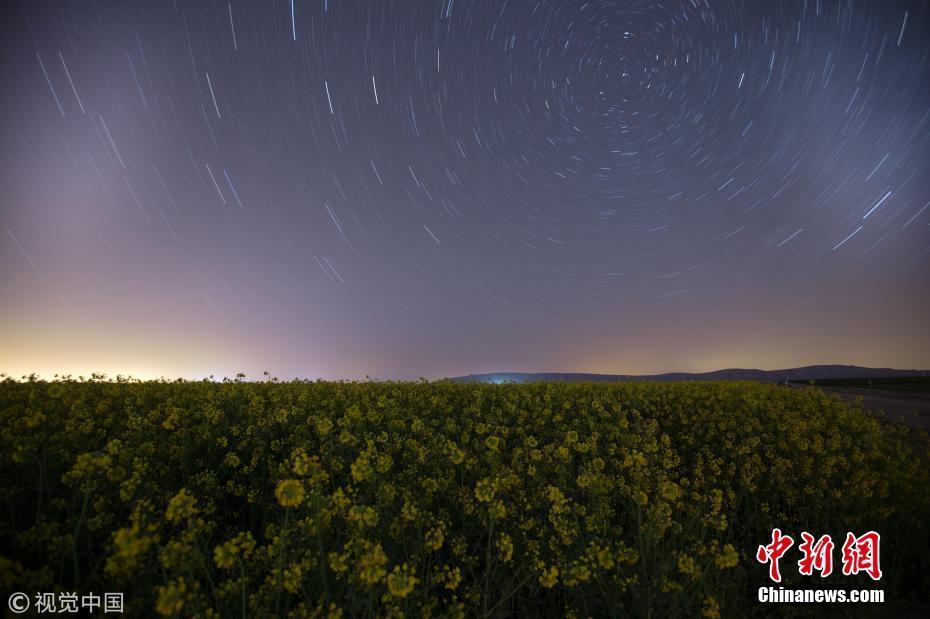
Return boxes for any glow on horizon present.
[0,2,928,382]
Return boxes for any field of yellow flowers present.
[1,376,928,617]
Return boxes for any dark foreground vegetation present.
[1,376,928,617]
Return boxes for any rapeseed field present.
[1,377,927,617]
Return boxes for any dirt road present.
[790,384,930,430]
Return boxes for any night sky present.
[1,0,928,381]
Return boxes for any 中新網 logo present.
[756,529,881,582]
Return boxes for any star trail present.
[1,0,928,380]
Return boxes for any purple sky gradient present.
[1,1,928,380]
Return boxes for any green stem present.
[482,515,495,617]
[239,558,247,619]
[484,568,534,617]
[72,483,91,588]
[314,496,329,600]
[275,508,291,617]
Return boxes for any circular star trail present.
[1,0,928,379]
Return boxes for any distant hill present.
[451,365,930,384]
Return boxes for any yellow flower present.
[497,533,513,562]
[65,451,112,483]
[106,519,158,578]
[714,544,739,569]
[356,543,388,586]
[350,455,373,482]
[214,542,237,570]
[155,578,187,616]
[563,562,591,585]
[283,562,304,593]
[316,417,333,436]
[376,454,393,474]
[165,489,198,524]
[438,565,461,590]
[425,523,445,551]
[474,478,495,503]
[596,548,615,570]
[702,596,721,619]
[484,436,500,450]
[539,565,559,588]
[401,499,420,522]
[275,479,306,508]
[331,487,351,511]
[347,505,379,529]
[659,481,681,502]
[386,563,418,598]
[214,532,255,569]
[328,551,349,574]
[292,448,313,476]
[312,602,343,619]
[677,554,700,580]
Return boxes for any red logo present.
[798,532,834,577]
[757,530,881,582]
[841,531,882,581]
[756,528,794,583]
